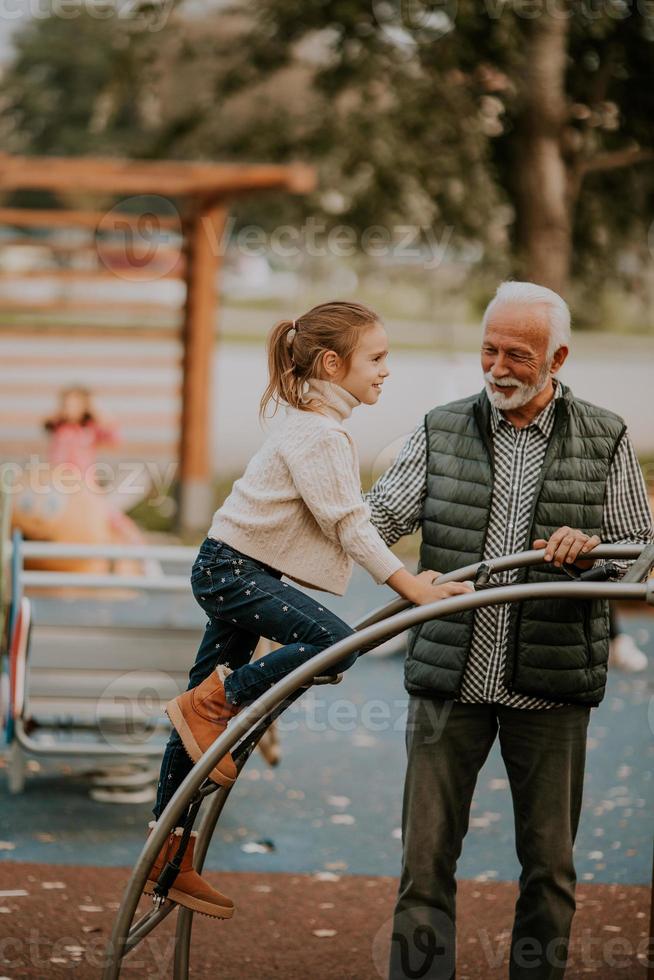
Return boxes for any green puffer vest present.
[406,385,626,706]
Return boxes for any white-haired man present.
[367,281,653,980]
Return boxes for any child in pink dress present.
[44,386,143,546]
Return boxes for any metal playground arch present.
[98,543,654,980]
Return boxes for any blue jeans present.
[153,537,359,820]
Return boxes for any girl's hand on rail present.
[411,571,475,606]
[385,567,474,604]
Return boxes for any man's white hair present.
[482,281,571,359]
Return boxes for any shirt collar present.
[490,379,561,437]
[300,377,360,422]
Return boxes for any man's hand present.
[533,527,601,569]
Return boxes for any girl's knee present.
[333,649,359,672]
[328,625,359,672]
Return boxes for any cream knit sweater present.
[208,377,404,595]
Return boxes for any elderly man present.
[367,281,653,980]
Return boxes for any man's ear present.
[550,345,569,374]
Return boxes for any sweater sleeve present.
[283,424,405,585]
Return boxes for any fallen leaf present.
[326,795,350,808]
[240,840,275,854]
[312,929,337,938]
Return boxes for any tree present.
[2,0,653,303]
[227,0,654,295]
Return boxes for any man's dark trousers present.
[389,697,591,980]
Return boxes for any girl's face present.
[61,390,89,422]
[327,322,390,406]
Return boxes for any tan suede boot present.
[165,666,239,787]
[143,822,234,918]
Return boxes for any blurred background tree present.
[1,0,653,324]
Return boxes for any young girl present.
[43,386,145,550]
[44,386,120,477]
[146,301,472,919]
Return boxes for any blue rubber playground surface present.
[1,568,652,887]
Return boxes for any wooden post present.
[178,198,227,533]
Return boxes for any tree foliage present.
[1,0,653,302]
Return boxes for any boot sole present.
[143,880,234,919]
[165,700,236,788]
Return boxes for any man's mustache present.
[483,371,526,390]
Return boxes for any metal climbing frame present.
[102,544,654,980]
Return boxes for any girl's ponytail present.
[259,319,301,420]
[259,301,379,421]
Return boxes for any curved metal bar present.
[122,903,176,954]
[22,571,190,591]
[172,725,271,980]
[19,542,197,562]
[351,544,646,633]
[102,546,648,979]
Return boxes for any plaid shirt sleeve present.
[364,422,428,547]
[601,430,654,573]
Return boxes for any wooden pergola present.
[0,153,315,531]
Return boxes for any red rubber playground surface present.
[0,863,650,979]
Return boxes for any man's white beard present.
[484,362,552,410]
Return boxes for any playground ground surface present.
[0,863,649,979]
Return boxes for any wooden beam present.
[0,299,184,317]
[0,237,183,261]
[0,207,180,230]
[0,153,316,198]
[0,265,185,282]
[178,199,227,531]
